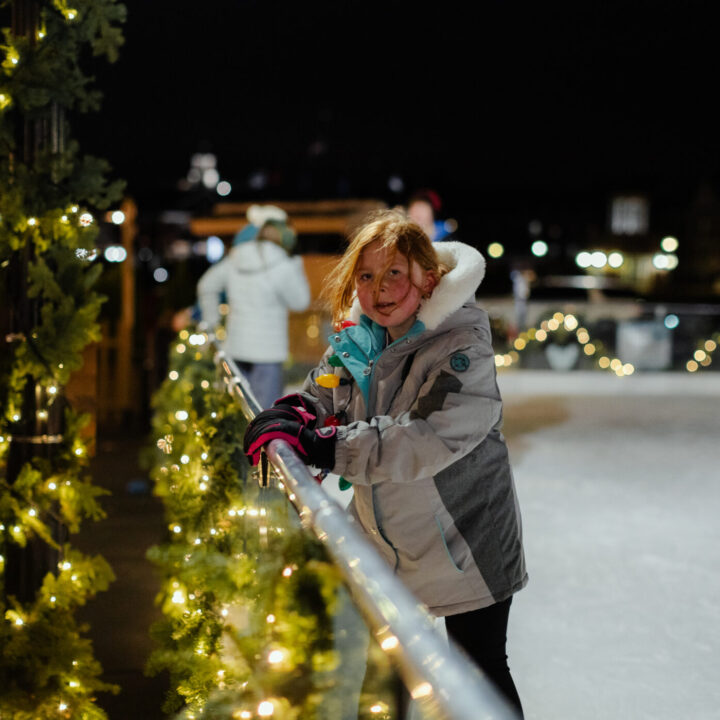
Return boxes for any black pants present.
[445,597,524,718]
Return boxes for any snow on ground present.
[499,371,720,720]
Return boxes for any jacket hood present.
[228,238,289,272]
[348,241,486,331]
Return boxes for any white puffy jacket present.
[197,240,310,363]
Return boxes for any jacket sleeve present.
[271,256,311,312]
[333,339,503,485]
[197,261,229,328]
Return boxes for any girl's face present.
[355,241,436,340]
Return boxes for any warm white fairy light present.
[267,649,285,664]
[172,525,182,534]
[411,682,433,699]
[171,590,185,604]
[169,370,179,380]
[175,410,188,421]
[28,508,37,517]
[282,566,293,577]
[180,454,190,464]
[258,701,274,717]
[380,635,399,651]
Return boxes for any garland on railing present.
[146,329,397,720]
[1,1,125,718]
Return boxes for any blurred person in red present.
[407,188,453,242]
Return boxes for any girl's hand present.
[272,393,317,428]
[243,412,336,469]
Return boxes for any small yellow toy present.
[315,373,340,389]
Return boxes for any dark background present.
[78,0,720,224]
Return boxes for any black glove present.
[244,413,336,469]
[272,393,317,429]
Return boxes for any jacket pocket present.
[435,516,465,574]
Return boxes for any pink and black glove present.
[243,412,336,469]
[272,393,317,429]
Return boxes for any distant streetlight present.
[607,251,624,268]
[575,251,592,269]
[531,240,548,257]
[653,253,669,270]
[661,236,679,253]
[590,251,607,269]
[487,242,504,259]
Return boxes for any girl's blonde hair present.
[324,209,449,324]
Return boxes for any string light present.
[686,333,718,372]
[496,313,640,375]
[380,635,399,651]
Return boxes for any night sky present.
[79,0,719,221]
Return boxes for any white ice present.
[500,371,720,720]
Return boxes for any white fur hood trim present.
[348,241,486,332]
[418,241,486,330]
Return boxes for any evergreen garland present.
[147,330,398,720]
[0,1,125,717]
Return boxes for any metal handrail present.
[214,346,518,720]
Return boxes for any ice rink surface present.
[498,372,720,720]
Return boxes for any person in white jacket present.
[197,214,310,408]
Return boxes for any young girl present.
[244,210,527,716]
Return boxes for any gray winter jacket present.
[301,242,527,616]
